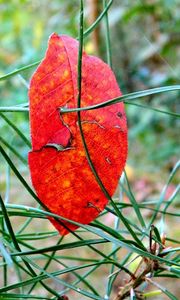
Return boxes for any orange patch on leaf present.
[28,33,128,235]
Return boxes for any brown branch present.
[87,0,101,55]
[113,258,153,300]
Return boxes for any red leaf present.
[28,33,128,235]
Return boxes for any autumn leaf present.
[28,33,128,235]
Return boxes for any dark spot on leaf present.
[117,112,123,118]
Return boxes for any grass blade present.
[0,113,31,147]
[125,101,180,118]
[61,85,180,113]
[0,137,27,165]
[0,61,41,81]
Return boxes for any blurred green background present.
[0,1,179,298]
